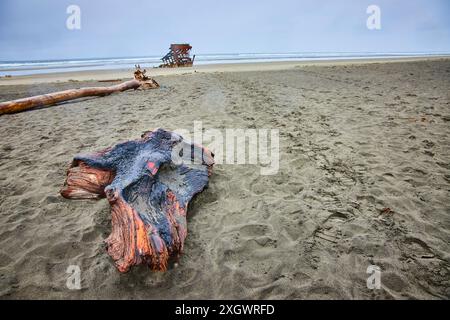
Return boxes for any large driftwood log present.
[61,129,214,272]
[0,66,159,115]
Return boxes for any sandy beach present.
[0,57,449,299]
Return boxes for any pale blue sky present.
[0,0,449,61]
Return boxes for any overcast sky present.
[0,0,449,61]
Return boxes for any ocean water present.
[0,52,448,76]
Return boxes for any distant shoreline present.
[1,55,449,86]
[1,52,450,76]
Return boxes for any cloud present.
[0,0,449,60]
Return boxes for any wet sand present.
[0,58,449,299]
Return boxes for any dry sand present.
[0,58,449,299]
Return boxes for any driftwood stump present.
[61,129,214,272]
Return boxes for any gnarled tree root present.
[61,129,214,272]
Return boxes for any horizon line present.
[2,51,450,63]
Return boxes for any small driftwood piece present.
[0,66,159,115]
[61,129,214,272]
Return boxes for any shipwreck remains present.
[159,44,195,68]
[0,66,159,115]
[61,129,214,272]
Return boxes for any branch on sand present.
[0,65,159,115]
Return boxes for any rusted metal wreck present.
[159,44,195,68]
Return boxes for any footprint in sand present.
[402,237,436,259]
[239,224,272,238]
[313,212,349,246]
